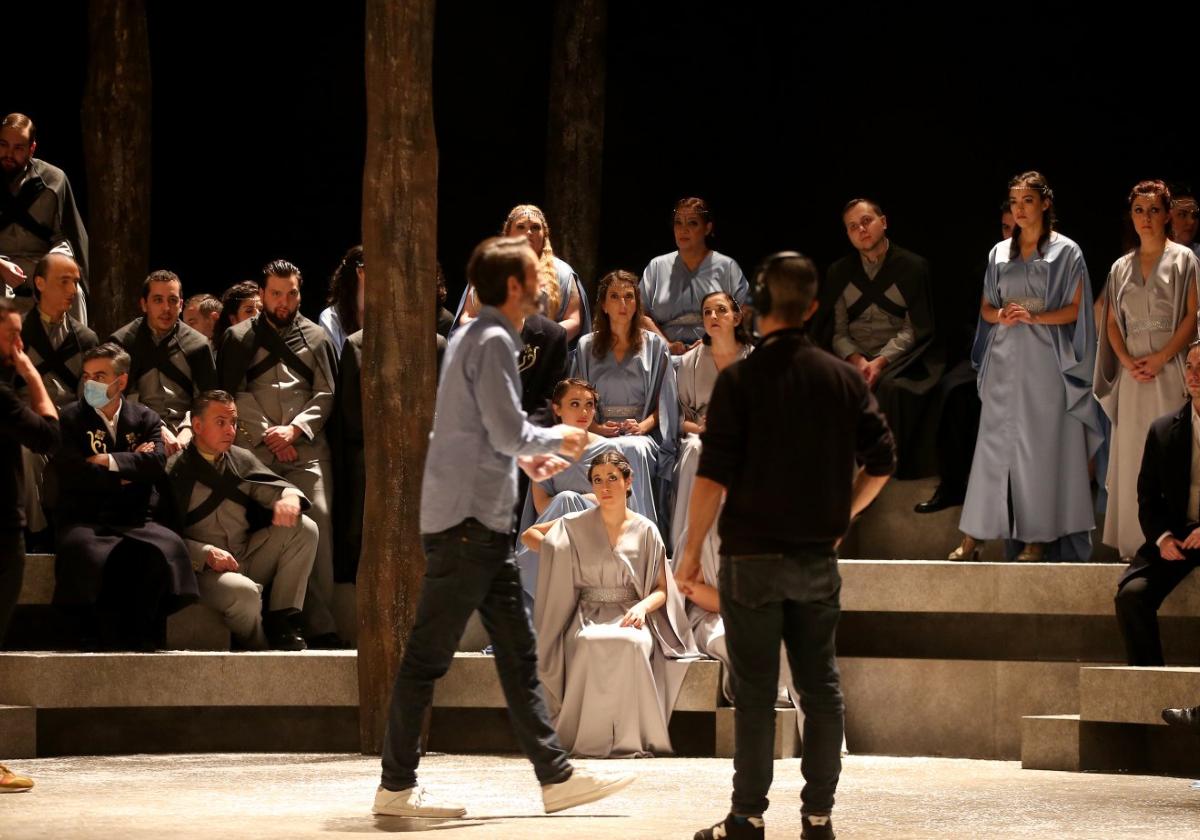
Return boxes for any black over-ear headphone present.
[752,251,805,318]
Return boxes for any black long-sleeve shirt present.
[697,329,896,555]
[0,376,61,529]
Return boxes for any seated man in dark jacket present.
[165,390,317,651]
[1114,341,1200,665]
[49,342,197,650]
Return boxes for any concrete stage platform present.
[2,752,1198,840]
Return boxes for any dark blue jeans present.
[720,551,844,817]
[380,518,572,791]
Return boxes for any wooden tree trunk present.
[357,0,439,754]
[544,0,607,292]
[81,0,151,338]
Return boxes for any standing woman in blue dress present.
[951,171,1103,562]
[456,203,591,343]
[640,197,749,357]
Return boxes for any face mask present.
[83,379,112,409]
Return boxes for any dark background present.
[11,2,1199,335]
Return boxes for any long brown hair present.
[327,244,363,335]
[591,270,644,359]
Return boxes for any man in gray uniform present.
[165,390,317,651]
[109,270,219,456]
[0,113,89,324]
[217,259,340,645]
[17,253,97,538]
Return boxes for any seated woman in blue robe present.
[454,203,591,344]
[515,378,658,599]
[639,197,748,357]
[571,270,678,539]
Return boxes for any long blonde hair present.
[503,204,561,316]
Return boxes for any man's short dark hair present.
[31,252,79,300]
[1,113,35,143]
[262,259,303,288]
[186,293,221,316]
[0,297,21,319]
[760,253,819,326]
[142,269,182,300]
[842,197,885,218]
[468,236,531,307]
[83,342,131,377]
[1187,339,1200,357]
[192,389,236,418]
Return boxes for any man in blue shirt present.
[373,236,635,819]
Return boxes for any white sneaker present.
[372,785,466,818]
[541,768,636,814]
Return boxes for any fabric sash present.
[131,323,195,394]
[245,317,314,386]
[845,274,907,322]
[26,318,82,391]
[183,449,260,528]
[0,176,54,242]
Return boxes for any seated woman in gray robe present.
[571,269,678,538]
[515,378,657,599]
[522,451,696,758]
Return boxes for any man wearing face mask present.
[48,343,197,650]
[16,253,97,543]
[217,259,341,646]
[109,270,219,457]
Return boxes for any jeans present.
[720,551,844,817]
[380,518,571,791]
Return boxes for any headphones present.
[752,251,805,318]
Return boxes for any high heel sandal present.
[948,535,982,562]
[1015,542,1045,562]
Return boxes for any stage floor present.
[2,752,1197,839]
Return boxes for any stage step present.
[0,704,36,759]
[841,477,1121,563]
[1020,666,1200,777]
[714,707,800,759]
[1021,714,1081,772]
[1079,666,1200,725]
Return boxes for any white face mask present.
[83,379,111,409]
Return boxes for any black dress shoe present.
[1162,705,1200,730]
[914,486,965,514]
[264,610,307,651]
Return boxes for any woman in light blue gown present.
[640,197,748,357]
[571,270,678,538]
[953,171,1103,562]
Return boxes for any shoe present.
[542,767,636,814]
[1162,705,1200,730]
[914,486,964,514]
[0,764,34,793]
[264,610,307,651]
[694,814,765,839]
[802,813,836,839]
[1015,542,1045,562]
[372,785,466,818]
[948,536,982,561]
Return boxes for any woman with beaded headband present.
[952,171,1103,563]
[455,203,591,343]
[521,450,697,757]
[639,197,749,357]
[1095,180,1199,561]
[571,270,679,539]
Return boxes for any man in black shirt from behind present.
[679,252,895,840]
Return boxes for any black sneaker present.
[802,813,836,839]
[694,814,764,840]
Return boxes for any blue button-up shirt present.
[420,306,564,534]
